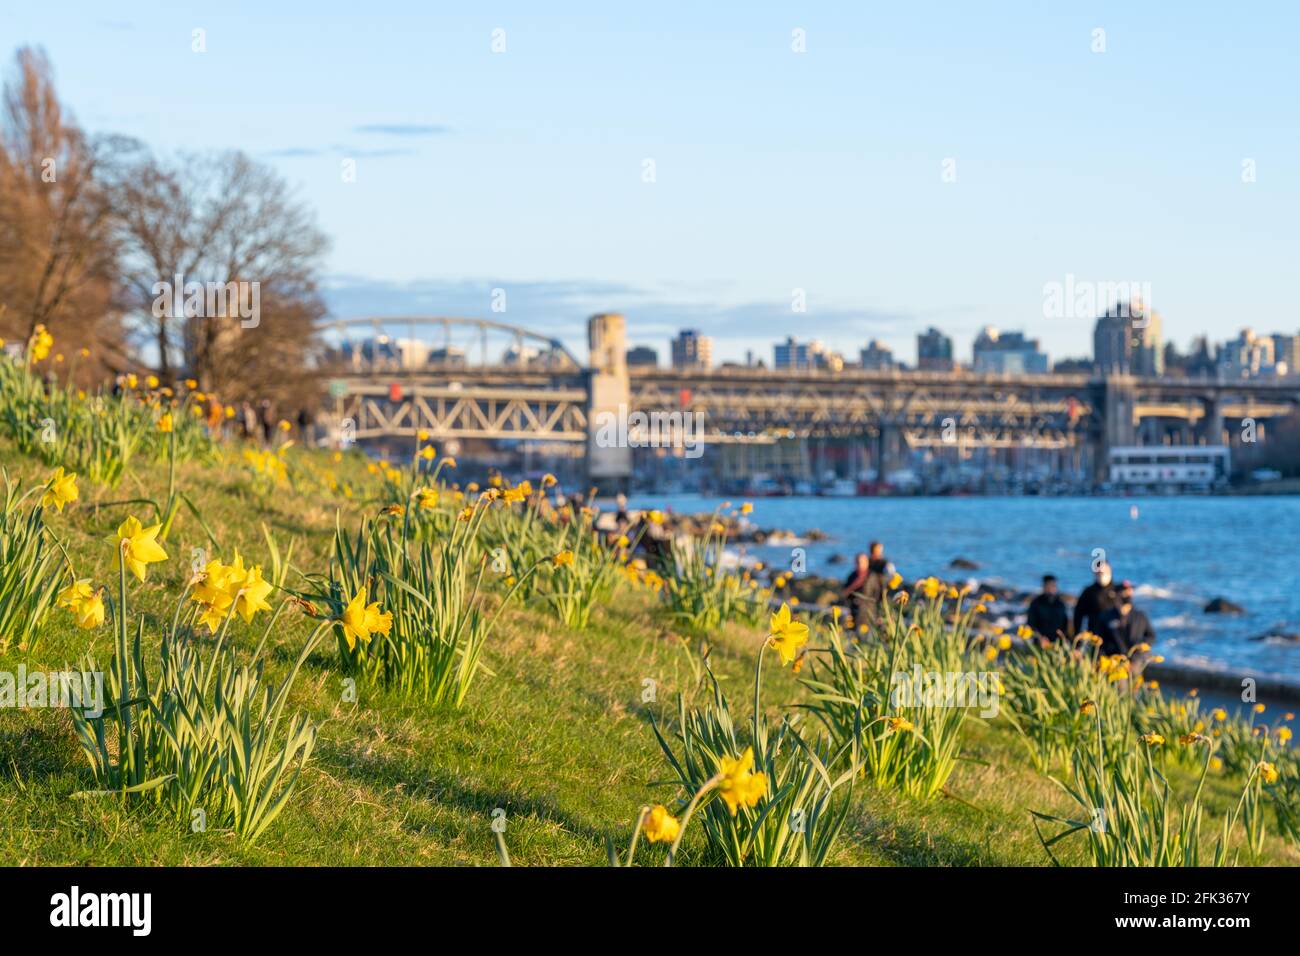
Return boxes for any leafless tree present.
[0,46,121,379]
[111,149,330,396]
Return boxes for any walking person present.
[1026,574,1069,640]
[1095,580,1157,658]
[258,399,276,445]
[841,541,891,632]
[1073,561,1118,637]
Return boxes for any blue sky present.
[6,1,1298,365]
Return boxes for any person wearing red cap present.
[1095,579,1156,657]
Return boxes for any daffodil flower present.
[115,515,169,582]
[767,602,809,665]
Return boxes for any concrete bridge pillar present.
[586,313,632,494]
[1095,374,1137,481]
[1198,393,1225,446]
[876,421,903,480]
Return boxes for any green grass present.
[0,442,1295,866]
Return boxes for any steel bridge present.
[315,316,1300,482]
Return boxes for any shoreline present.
[605,505,1300,701]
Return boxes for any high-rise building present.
[1093,302,1163,376]
[916,328,954,371]
[971,326,1049,374]
[1271,333,1300,377]
[774,337,811,370]
[859,340,896,370]
[1218,328,1277,379]
[625,345,658,368]
[670,329,712,370]
[774,337,843,371]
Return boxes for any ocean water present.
[621,493,1300,682]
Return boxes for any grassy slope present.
[0,443,1294,866]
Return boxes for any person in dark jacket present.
[841,541,891,631]
[1095,580,1156,657]
[1026,574,1069,640]
[1073,562,1118,637]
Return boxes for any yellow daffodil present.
[1080,699,1096,715]
[42,467,79,513]
[73,589,105,629]
[921,577,941,600]
[57,579,95,610]
[886,716,914,733]
[1278,726,1293,744]
[1211,708,1227,722]
[552,550,575,568]
[740,502,753,515]
[230,562,274,624]
[158,412,173,433]
[339,586,393,651]
[29,325,53,361]
[997,635,1012,651]
[647,510,663,524]
[642,805,681,844]
[115,515,169,581]
[418,445,436,461]
[716,747,767,816]
[414,487,438,510]
[767,602,809,665]
[1259,761,1279,784]
[440,456,457,469]
[1140,733,1164,746]
[1254,703,1266,713]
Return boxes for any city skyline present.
[7,2,1299,366]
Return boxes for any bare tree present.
[0,46,120,377]
[112,149,330,394]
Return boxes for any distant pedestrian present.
[241,401,258,441]
[1095,580,1156,657]
[1026,574,1069,640]
[842,541,891,632]
[1073,561,1118,637]
[258,399,275,445]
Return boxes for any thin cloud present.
[263,145,416,159]
[353,123,450,137]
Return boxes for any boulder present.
[1249,630,1300,643]
[950,557,980,570]
[1203,597,1246,615]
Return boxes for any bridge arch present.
[316,316,581,372]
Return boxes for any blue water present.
[621,494,1300,682]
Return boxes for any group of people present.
[841,547,1156,658]
[1027,561,1156,656]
